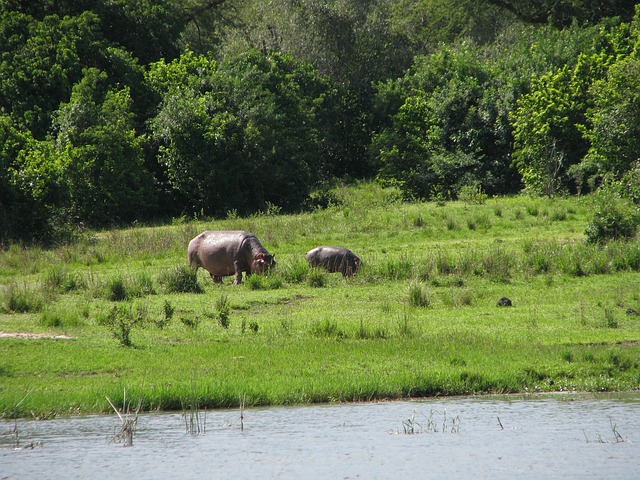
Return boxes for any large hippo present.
[188,230,276,284]
[305,246,361,277]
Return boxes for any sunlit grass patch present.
[1,186,640,418]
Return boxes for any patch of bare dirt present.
[0,331,74,339]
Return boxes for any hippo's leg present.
[210,273,222,284]
[233,260,243,285]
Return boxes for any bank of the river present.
[1,183,639,418]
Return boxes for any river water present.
[2,394,639,479]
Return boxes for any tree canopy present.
[1,0,640,242]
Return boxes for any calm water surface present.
[2,394,639,479]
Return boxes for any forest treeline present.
[1,0,640,243]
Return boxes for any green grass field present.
[1,183,639,418]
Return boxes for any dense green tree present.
[0,0,187,63]
[150,50,340,216]
[582,56,640,182]
[220,0,414,92]
[54,68,156,226]
[510,15,634,195]
[0,11,101,138]
[0,116,53,241]
[485,0,637,26]
[511,65,586,196]
[372,45,519,199]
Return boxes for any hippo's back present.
[306,246,360,276]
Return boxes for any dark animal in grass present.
[496,297,513,307]
[305,246,361,277]
[188,230,275,285]
[626,308,639,316]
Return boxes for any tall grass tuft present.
[44,266,85,293]
[397,309,416,337]
[245,274,266,290]
[130,271,156,297]
[311,319,345,338]
[604,308,618,329]
[245,273,283,290]
[106,275,129,301]
[159,266,204,294]
[481,248,515,281]
[307,268,326,287]
[281,258,310,283]
[40,305,84,328]
[182,379,206,435]
[381,255,414,280]
[408,282,431,308]
[215,294,231,328]
[2,283,44,313]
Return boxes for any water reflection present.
[2,394,639,479]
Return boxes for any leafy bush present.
[155,300,174,329]
[458,184,488,205]
[585,190,638,244]
[98,303,147,347]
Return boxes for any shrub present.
[180,315,200,329]
[159,266,204,294]
[155,300,174,329]
[585,193,637,244]
[98,303,147,347]
[458,184,487,205]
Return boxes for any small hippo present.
[188,230,275,285]
[305,246,361,277]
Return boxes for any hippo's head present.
[252,252,276,274]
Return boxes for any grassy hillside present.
[1,183,639,418]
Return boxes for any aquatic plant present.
[106,390,141,447]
